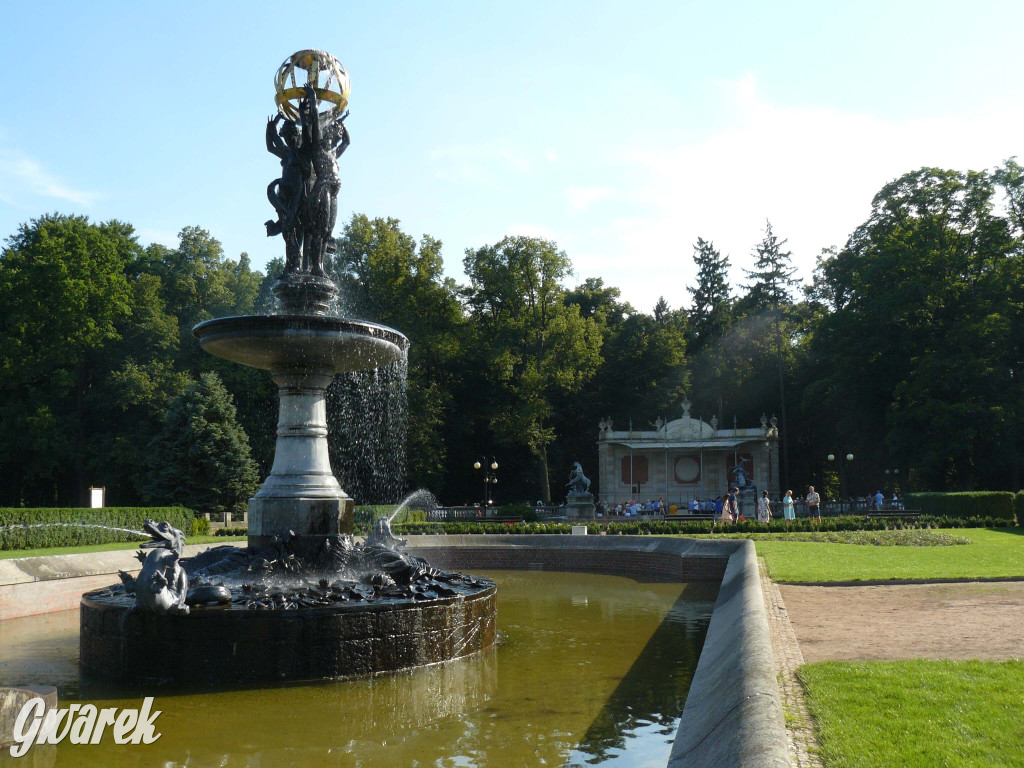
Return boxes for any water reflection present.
[567,596,713,766]
[0,571,714,768]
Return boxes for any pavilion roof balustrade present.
[605,439,752,450]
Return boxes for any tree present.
[144,226,274,475]
[688,238,733,344]
[0,214,139,504]
[144,226,263,366]
[592,309,688,426]
[330,214,467,497]
[463,236,602,501]
[144,372,259,517]
[741,221,800,488]
[742,221,799,313]
[564,277,633,329]
[808,165,1023,490]
[686,238,734,421]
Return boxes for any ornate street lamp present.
[885,468,901,498]
[827,452,854,509]
[473,459,499,507]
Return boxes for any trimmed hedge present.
[904,492,1016,523]
[500,503,539,522]
[389,515,1009,537]
[0,507,200,550]
[214,513,1014,540]
[352,506,427,526]
[1016,492,1024,527]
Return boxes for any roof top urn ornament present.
[266,49,352,314]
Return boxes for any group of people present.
[715,488,782,526]
[873,490,902,509]
[705,486,821,529]
[603,498,667,516]
[592,484,903,526]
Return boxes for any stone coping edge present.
[669,539,790,767]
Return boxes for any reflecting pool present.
[0,570,715,767]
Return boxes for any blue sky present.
[1,0,1021,313]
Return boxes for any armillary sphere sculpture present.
[265,49,352,314]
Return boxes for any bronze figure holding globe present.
[265,50,351,313]
[83,48,496,689]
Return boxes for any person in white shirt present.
[806,486,821,526]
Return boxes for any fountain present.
[78,50,496,686]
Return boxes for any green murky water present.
[0,570,715,767]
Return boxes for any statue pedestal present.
[272,273,338,315]
[565,493,596,519]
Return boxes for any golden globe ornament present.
[274,49,350,121]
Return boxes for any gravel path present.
[777,580,1024,663]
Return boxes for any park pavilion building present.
[596,399,780,509]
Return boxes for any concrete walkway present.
[0,543,219,620]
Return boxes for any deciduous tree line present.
[2,161,1022,512]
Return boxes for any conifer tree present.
[687,237,732,345]
[145,372,260,517]
[687,238,733,422]
[743,221,798,312]
[742,220,799,489]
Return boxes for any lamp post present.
[763,414,779,498]
[827,453,854,511]
[473,459,499,508]
[885,468,901,499]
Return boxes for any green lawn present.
[799,660,1024,768]
[756,528,1024,582]
[0,535,246,560]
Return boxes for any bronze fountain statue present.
[80,50,496,684]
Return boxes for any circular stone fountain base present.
[80,583,496,687]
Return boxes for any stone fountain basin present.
[80,579,496,686]
[193,315,409,373]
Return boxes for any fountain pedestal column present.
[248,369,353,549]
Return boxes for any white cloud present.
[500,150,530,173]
[430,143,533,186]
[566,186,613,212]
[571,74,1024,313]
[0,148,96,207]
